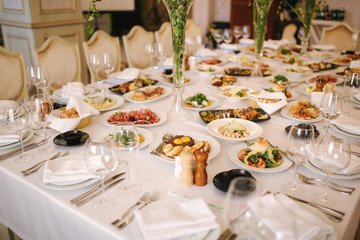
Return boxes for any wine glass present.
[351,32,358,51]
[155,43,166,67]
[145,43,155,68]
[83,138,118,211]
[36,66,52,95]
[281,124,315,195]
[30,94,57,154]
[319,91,342,134]
[311,135,350,206]
[213,29,224,49]
[3,104,32,163]
[111,123,141,196]
[102,52,115,80]
[242,25,251,39]
[89,52,103,84]
[343,73,360,117]
[223,177,261,239]
[233,25,243,44]
[27,65,42,95]
[223,28,233,44]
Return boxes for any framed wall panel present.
[40,0,75,13]
[1,0,24,13]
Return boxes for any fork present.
[297,174,353,195]
[297,173,355,192]
[111,192,149,225]
[117,191,160,229]
[22,151,69,176]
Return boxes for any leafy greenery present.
[253,0,273,54]
[186,93,210,105]
[86,0,102,35]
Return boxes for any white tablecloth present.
[0,52,360,240]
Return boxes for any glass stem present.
[321,173,330,201]
[95,69,99,84]
[100,174,106,203]
[290,163,300,190]
[19,133,24,156]
[126,162,130,186]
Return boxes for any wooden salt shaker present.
[194,149,208,186]
[179,150,193,187]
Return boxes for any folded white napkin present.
[239,38,254,46]
[331,115,360,135]
[350,60,360,69]
[163,57,173,67]
[0,128,19,145]
[220,43,241,51]
[49,96,99,133]
[249,91,287,115]
[310,91,325,107]
[263,39,289,50]
[42,157,99,185]
[135,198,219,240]
[311,44,336,51]
[61,82,85,98]
[111,68,140,80]
[248,194,333,240]
[194,48,218,58]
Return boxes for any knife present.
[75,177,125,207]
[284,194,345,218]
[70,172,125,204]
[0,139,46,161]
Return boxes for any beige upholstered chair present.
[83,30,121,83]
[281,23,297,45]
[321,22,358,51]
[122,26,155,69]
[33,36,81,92]
[155,22,173,58]
[185,19,202,43]
[0,47,29,102]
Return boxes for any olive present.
[129,116,135,121]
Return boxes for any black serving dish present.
[224,67,272,77]
[53,131,89,146]
[213,169,254,192]
[285,124,320,138]
[109,79,158,95]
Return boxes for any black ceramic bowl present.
[285,124,320,138]
[62,130,83,144]
[213,169,254,192]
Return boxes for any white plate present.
[36,154,99,190]
[305,74,344,86]
[285,91,298,101]
[198,57,228,66]
[206,75,238,89]
[0,129,34,150]
[280,101,323,123]
[159,77,193,87]
[122,86,172,104]
[329,123,360,139]
[350,97,360,108]
[86,95,124,112]
[184,96,219,111]
[215,86,253,100]
[131,198,221,240]
[311,44,336,52]
[100,128,154,149]
[228,142,293,173]
[207,118,263,142]
[148,131,221,163]
[52,86,94,99]
[193,65,223,76]
[296,83,315,97]
[304,159,360,179]
[100,109,167,128]
[280,66,312,79]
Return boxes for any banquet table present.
[1,49,360,240]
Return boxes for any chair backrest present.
[83,30,121,83]
[154,21,173,58]
[33,36,81,92]
[321,22,358,51]
[185,19,202,43]
[281,23,297,45]
[0,47,29,102]
[122,26,155,69]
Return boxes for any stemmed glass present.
[351,32,358,51]
[343,73,360,117]
[27,66,42,95]
[223,28,233,44]
[233,25,243,44]
[155,43,166,67]
[213,29,224,49]
[319,91,342,134]
[3,104,32,163]
[89,52,103,84]
[223,177,261,239]
[242,25,251,39]
[102,52,115,80]
[111,123,141,196]
[83,138,118,211]
[311,135,350,206]
[281,124,315,195]
[34,66,51,95]
[30,94,57,154]
[145,43,155,68]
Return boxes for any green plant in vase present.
[161,0,194,121]
[251,0,273,80]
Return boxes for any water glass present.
[242,25,251,39]
[223,28,233,44]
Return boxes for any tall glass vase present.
[163,0,193,121]
[300,36,309,55]
[250,0,273,82]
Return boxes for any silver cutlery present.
[297,173,355,193]
[0,139,46,161]
[111,191,149,225]
[117,191,159,229]
[22,151,70,176]
[75,177,125,207]
[297,175,352,195]
[70,172,125,204]
[150,133,173,156]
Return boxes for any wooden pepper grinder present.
[179,150,193,187]
[194,149,208,186]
